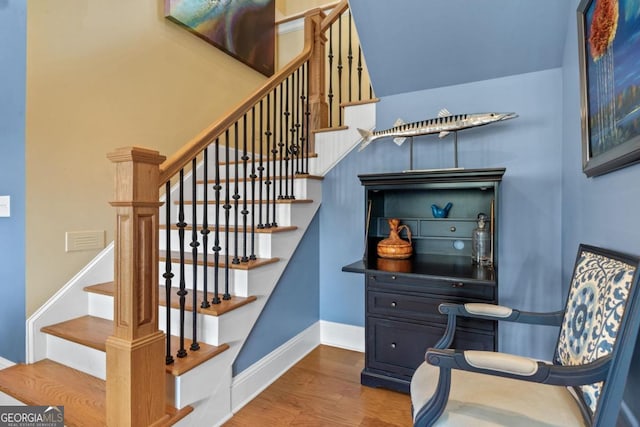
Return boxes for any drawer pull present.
[451,282,465,288]
[391,301,397,308]
[450,226,456,232]
[391,343,397,349]
[391,275,397,280]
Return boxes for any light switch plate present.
[0,196,10,217]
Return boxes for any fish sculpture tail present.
[357,128,374,151]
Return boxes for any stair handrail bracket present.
[107,146,167,427]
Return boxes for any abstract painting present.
[166,0,275,76]
[578,0,640,177]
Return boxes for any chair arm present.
[440,302,565,326]
[426,348,612,386]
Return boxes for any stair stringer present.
[309,101,376,176]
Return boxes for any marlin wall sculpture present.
[357,109,518,151]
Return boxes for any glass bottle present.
[472,213,491,266]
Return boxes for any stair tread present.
[40,315,231,376]
[159,224,298,234]
[84,282,258,316]
[160,250,280,270]
[0,359,193,426]
[196,174,323,184]
[178,198,314,205]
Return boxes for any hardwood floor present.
[224,345,413,426]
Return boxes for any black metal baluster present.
[201,149,210,309]
[283,76,291,199]
[299,63,307,175]
[223,129,231,300]
[278,81,285,201]
[338,15,343,126]
[348,11,353,103]
[271,86,278,227]
[176,169,188,358]
[190,158,200,351]
[212,138,221,304]
[358,46,363,101]
[305,61,311,175]
[241,115,249,262]
[250,106,257,261]
[265,92,272,228]
[295,66,302,176]
[258,99,265,230]
[164,181,174,365]
[232,122,240,265]
[328,25,334,127]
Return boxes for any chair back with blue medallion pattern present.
[555,245,640,420]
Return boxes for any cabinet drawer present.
[368,291,495,332]
[419,219,476,238]
[367,273,495,301]
[367,317,494,378]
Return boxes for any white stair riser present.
[160,229,273,259]
[177,178,310,202]
[46,334,106,380]
[168,348,236,409]
[160,262,247,296]
[162,203,293,228]
[196,156,318,180]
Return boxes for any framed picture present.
[165,0,275,77]
[577,0,640,177]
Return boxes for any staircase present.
[0,102,375,426]
[0,3,377,425]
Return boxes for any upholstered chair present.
[411,244,640,426]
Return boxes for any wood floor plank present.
[224,346,412,426]
[0,359,106,427]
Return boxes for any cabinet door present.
[367,317,494,379]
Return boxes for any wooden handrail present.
[160,11,324,184]
[320,0,349,32]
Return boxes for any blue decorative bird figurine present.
[431,202,453,218]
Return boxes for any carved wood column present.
[106,147,167,427]
[305,8,328,153]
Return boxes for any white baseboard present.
[0,357,15,370]
[231,322,320,413]
[320,320,365,352]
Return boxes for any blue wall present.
[321,69,564,359]
[0,0,26,363]
[233,213,320,374]
[561,1,639,423]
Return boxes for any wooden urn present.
[377,218,413,259]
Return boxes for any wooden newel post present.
[305,8,328,153]
[106,147,167,427]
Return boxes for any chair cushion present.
[411,362,587,426]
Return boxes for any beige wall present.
[25,0,270,315]
[277,0,334,16]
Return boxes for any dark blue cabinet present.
[343,169,505,392]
